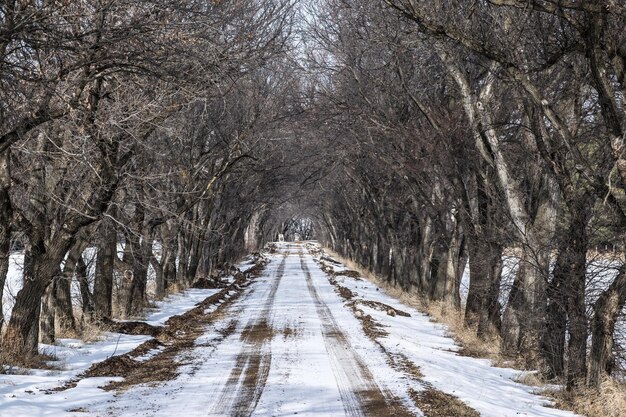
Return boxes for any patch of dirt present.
[355,299,411,317]
[241,319,275,344]
[243,258,270,278]
[100,318,163,337]
[336,284,356,300]
[85,355,137,378]
[359,388,416,417]
[190,277,223,289]
[281,325,301,340]
[394,353,425,380]
[356,309,389,339]
[52,259,267,393]
[409,388,480,417]
[334,269,362,279]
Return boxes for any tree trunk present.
[478,244,504,338]
[151,254,165,298]
[39,278,57,344]
[540,251,567,380]
[56,238,88,334]
[125,236,151,317]
[161,243,178,294]
[186,236,201,283]
[430,216,464,308]
[563,204,591,389]
[3,245,62,357]
[501,183,556,356]
[417,216,434,292]
[176,231,189,285]
[94,221,116,320]
[76,255,93,319]
[587,266,626,387]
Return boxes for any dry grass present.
[0,349,60,373]
[423,302,506,363]
[79,320,106,343]
[547,378,626,417]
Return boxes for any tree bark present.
[3,243,65,357]
[76,255,93,319]
[55,237,89,334]
[563,203,591,389]
[151,253,165,298]
[588,266,626,387]
[430,214,464,308]
[125,235,151,317]
[94,221,116,320]
[39,277,57,344]
[540,252,567,380]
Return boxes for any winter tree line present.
[0,0,301,360]
[1,0,626,401]
[291,0,626,392]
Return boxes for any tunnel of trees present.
[1,0,626,396]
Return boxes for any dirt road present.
[85,243,577,417]
[202,244,413,417]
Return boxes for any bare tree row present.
[0,0,297,361]
[292,0,626,390]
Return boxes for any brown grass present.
[547,378,626,417]
[0,350,61,373]
[424,302,505,363]
[79,319,106,343]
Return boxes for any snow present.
[0,286,220,417]
[2,251,25,326]
[70,242,580,417]
[138,288,220,326]
[0,243,586,416]
[0,332,150,417]
[78,243,415,416]
[319,246,579,417]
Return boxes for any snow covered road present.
[4,242,581,416]
[89,243,414,417]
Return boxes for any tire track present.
[208,251,288,417]
[299,252,414,417]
